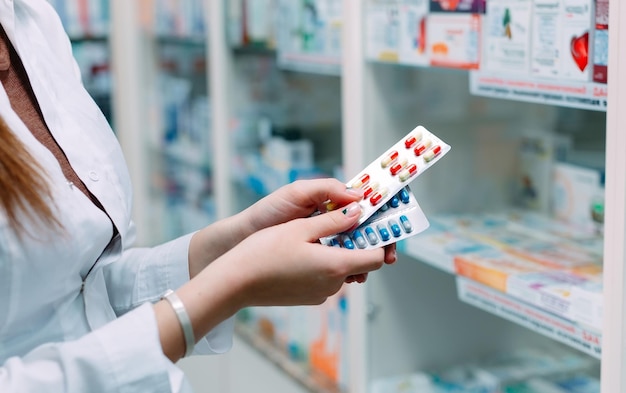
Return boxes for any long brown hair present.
[0,115,61,236]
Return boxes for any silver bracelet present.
[162,289,195,357]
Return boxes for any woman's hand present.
[202,200,386,308]
[243,178,398,274]
[159,194,393,361]
[243,178,363,231]
[188,178,396,279]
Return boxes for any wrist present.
[162,289,196,357]
[188,213,253,278]
[181,256,251,337]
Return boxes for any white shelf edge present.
[600,0,626,390]
[358,58,609,112]
[401,237,603,359]
[457,277,601,359]
[470,71,608,112]
[277,52,342,76]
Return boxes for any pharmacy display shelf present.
[110,0,626,391]
[470,72,608,112]
[68,35,109,43]
[231,45,276,57]
[277,52,341,76]
[361,61,608,113]
[400,212,603,359]
[402,242,603,359]
[234,321,345,393]
[154,35,207,48]
[457,277,602,360]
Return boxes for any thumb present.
[303,201,362,240]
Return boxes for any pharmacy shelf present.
[68,35,109,43]
[402,241,603,359]
[457,277,601,359]
[470,72,608,112]
[400,211,604,359]
[231,44,276,57]
[155,35,206,48]
[234,321,345,393]
[109,0,626,391]
[361,61,608,113]
[277,53,341,76]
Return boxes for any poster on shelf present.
[560,0,594,81]
[530,0,562,79]
[530,0,595,82]
[483,0,532,75]
[365,0,401,62]
[428,13,481,69]
[429,0,486,13]
[398,0,430,66]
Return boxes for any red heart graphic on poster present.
[570,32,589,72]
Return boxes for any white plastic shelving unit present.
[109,0,626,391]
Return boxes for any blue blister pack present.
[321,185,430,250]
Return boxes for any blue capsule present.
[342,235,355,249]
[389,220,402,237]
[353,230,367,249]
[389,195,400,208]
[399,188,410,204]
[377,224,390,241]
[400,215,413,233]
[364,227,379,245]
[330,238,341,247]
[379,203,390,212]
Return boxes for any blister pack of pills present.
[321,185,430,250]
[345,125,451,227]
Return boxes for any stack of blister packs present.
[321,125,451,250]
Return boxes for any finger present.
[346,273,368,283]
[301,201,363,240]
[316,245,385,276]
[384,244,397,264]
[288,178,363,212]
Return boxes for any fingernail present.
[345,187,364,199]
[342,202,362,218]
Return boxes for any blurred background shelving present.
[46,0,626,392]
[46,0,114,123]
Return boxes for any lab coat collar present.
[0,1,15,45]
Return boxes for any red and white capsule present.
[362,181,379,199]
[369,188,389,206]
[389,158,408,176]
[404,130,423,149]
[351,173,370,189]
[414,139,433,156]
[423,145,442,163]
[380,150,399,168]
[399,163,418,181]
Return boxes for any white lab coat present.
[0,1,233,392]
